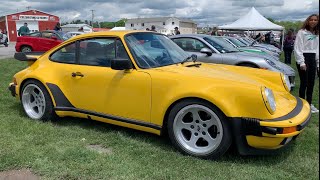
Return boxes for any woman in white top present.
[294,14,319,113]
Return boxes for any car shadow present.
[11,102,294,164]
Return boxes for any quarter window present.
[50,43,76,64]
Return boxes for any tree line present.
[267,18,303,33]
[61,18,127,28]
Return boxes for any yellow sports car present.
[9,31,311,159]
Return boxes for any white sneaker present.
[310,104,319,113]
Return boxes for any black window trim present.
[49,36,133,67]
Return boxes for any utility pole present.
[26,6,31,10]
[90,10,95,27]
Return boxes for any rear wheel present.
[21,46,32,52]
[167,99,232,159]
[21,80,56,121]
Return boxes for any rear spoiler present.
[14,52,44,61]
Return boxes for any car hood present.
[235,51,275,60]
[231,52,294,75]
[147,63,282,89]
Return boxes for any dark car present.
[15,30,66,52]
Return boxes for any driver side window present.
[173,38,208,52]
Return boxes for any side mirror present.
[111,58,133,70]
[191,54,197,61]
[200,47,212,56]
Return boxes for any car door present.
[50,37,152,123]
[172,37,223,64]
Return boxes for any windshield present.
[125,33,189,69]
[237,38,250,46]
[226,37,247,47]
[54,31,67,40]
[204,36,239,53]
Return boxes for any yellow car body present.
[9,31,311,159]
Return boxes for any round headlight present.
[261,87,276,114]
[281,74,291,92]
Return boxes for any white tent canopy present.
[218,7,284,31]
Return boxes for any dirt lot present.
[0,169,39,180]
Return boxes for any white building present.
[125,17,197,35]
[61,24,93,33]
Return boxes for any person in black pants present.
[283,30,295,64]
[294,14,319,113]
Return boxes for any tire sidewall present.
[21,80,55,121]
[167,99,232,159]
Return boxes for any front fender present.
[150,79,270,126]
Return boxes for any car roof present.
[66,30,162,41]
[170,34,221,39]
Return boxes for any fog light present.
[282,126,297,134]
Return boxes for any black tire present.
[21,46,32,52]
[21,80,56,121]
[167,99,232,159]
[238,63,258,68]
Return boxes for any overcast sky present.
[0,0,318,26]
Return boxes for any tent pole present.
[281,30,284,51]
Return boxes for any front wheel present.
[167,99,232,159]
[21,80,56,121]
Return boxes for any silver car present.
[222,36,280,59]
[170,34,295,88]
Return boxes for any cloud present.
[0,0,318,26]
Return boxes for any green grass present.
[0,57,318,180]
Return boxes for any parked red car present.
[15,30,65,52]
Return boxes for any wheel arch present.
[19,78,56,106]
[20,44,33,52]
[161,97,228,136]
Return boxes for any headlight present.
[280,73,291,92]
[261,87,276,114]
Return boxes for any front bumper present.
[230,96,311,155]
[8,83,16,97]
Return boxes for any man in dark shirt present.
[18,23,30,36]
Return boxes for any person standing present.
[294,14,319,113]
[174,27,180,35]
[150,25,156,32]
[18,23,30,36]
[78,27,84,32]
[283,29,295,64]
[54,22,62,31]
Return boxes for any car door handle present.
[71,72,84,77]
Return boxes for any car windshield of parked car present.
[62,32,84,40]
[237,38,251,46]
[226,37,247,47]
[204,36,240,53]
[125,33,189,69]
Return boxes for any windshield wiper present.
[181,56,192,64]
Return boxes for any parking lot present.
[0,42,16,59]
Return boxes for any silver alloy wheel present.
[173,104,223,155]
[22,84,46,119]
[21,46,32,52]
